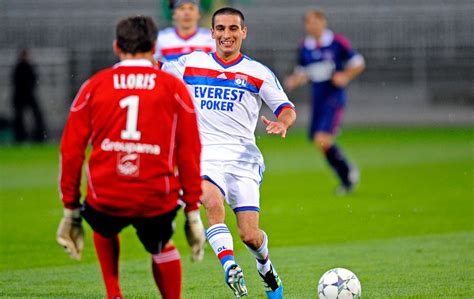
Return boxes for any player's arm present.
[57,80,92,260]
[332,57,365,87]
[261,106,296,138]
[332,36,366,87]
[152,35,163,63]
[174,79,201,210]
[284,66,309,92]
[173,79,205,261]
[261,69,297,138]
[60,80,92,209]
[285,45,309,91]
[161,55,187,79]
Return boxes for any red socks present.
[94,232,182,299]
[152,244,182,299]
[93,232,122,299]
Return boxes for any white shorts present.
[201,160,264,213]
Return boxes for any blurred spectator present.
[11,49,47,142]
[153,0,215,63]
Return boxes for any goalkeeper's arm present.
[56,208,84,260]
[174,79,206,261]
[184,207,206,262]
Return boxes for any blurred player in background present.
[163,7,296,299]
[57,15,204,299]
[154,0,215,63]
[285,9,365,194]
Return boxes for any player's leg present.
[133,207,181,299]
[28,95,46,142]
[202,179,235,270]
[12,99,26,142]
[229,172,282,299]
[235,211,282,299]
[313,106,358,193]
[201,177,247,297]
[314,131,346,183]
[202,178,226,227]
[151,242,181,299]
[93,232,122,299]
[81,202,127,299]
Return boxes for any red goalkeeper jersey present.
[60,59,201,217]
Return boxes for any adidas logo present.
[217,73,227,79]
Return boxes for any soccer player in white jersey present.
[154,0,215,63]
[163,7,296,299]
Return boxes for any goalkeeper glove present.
[56,208,84,260]
[184,209,206,262]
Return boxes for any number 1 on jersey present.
[120,95,141,140]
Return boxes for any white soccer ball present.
[318,268,361,299]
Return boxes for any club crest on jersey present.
[117,153,140,177]
[234,74,248,87]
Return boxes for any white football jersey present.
[154,27,215,62]
[163,51,295,166]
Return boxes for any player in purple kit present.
[285,9,365,194]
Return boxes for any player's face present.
[211,14,247,60]
[173,3,200,30]
[305,14,326,38]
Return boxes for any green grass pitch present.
[0,127,473,298]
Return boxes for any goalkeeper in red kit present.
[56,15,204,299]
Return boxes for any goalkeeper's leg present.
[93,232,122,299]
[132,207,182,299]
[152,242,182,299]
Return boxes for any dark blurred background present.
[0,0,472,141]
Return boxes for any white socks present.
[246,230,272,274]
[207,225,273,274]
[206,224,236,271]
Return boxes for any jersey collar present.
[175,28,198,41]
[211,52,244,68]
[305,29,334,49]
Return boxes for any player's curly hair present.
[116,16,158,54]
